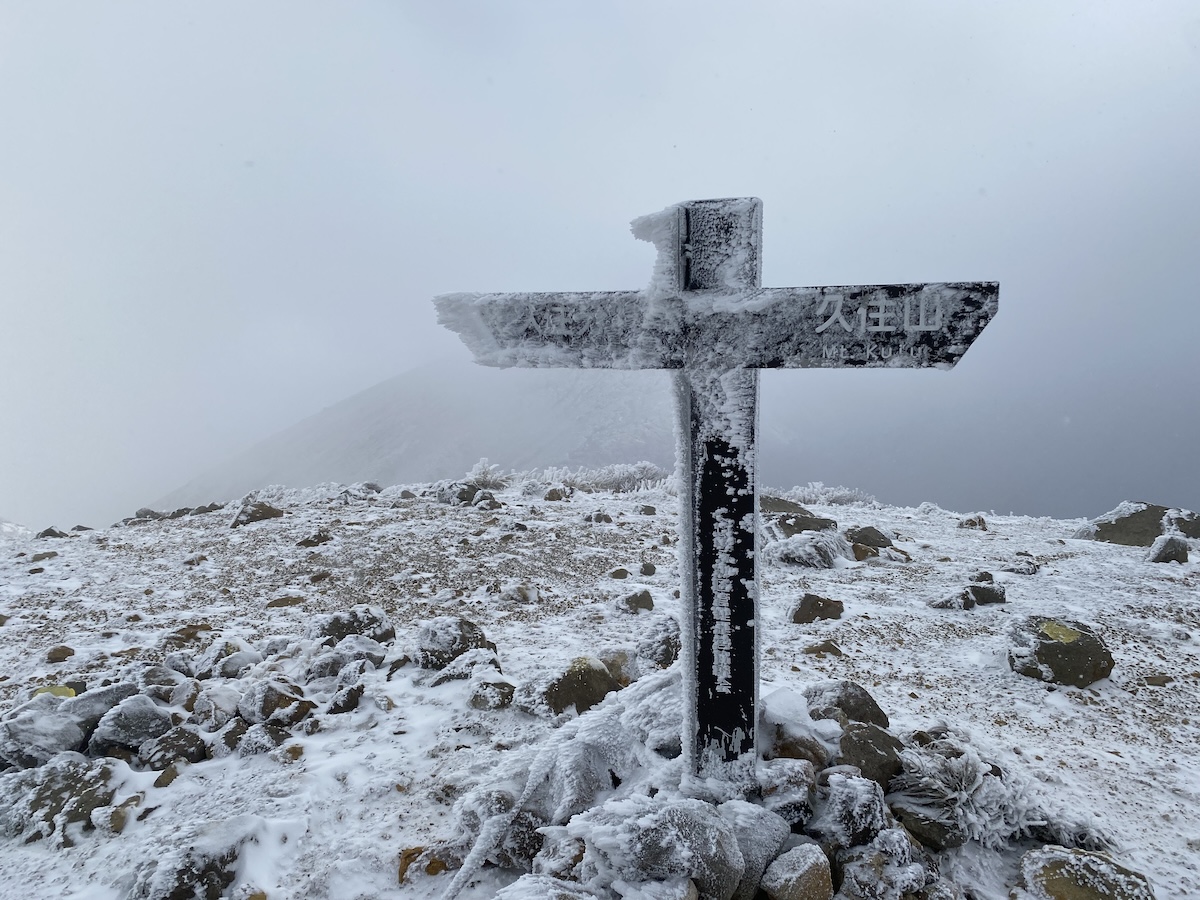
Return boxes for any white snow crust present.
[0,479,1198,898]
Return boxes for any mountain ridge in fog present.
[153,361,678,510]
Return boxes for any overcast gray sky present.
[2,2,1198,528]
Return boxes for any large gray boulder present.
[1146,533,1188,564]
[1012,845,1154,899]
[566,795,745,900]
[1074,501,1200,546]
[1009,617,1114,688]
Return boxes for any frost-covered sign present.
[435,198,998,782]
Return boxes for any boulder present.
[37,527,69,539]
[965,582,1007,605]
[46,645,75,663]
[139,725,208,769]
[638,616,682,669]
[296,528,332,547]
[426,647,503,687]
[1009,617,1114,688]
[838,723,904,789]
[790,593,844,624]
[127,819,255,900]
[770,512,839,538]
[761,496,817,516]
[759,844,833,900]
[718,799,791,900]
[0,753,120,846]
[766,532,852,568]
[545,656,621,715]
[757,757,818,827]
[566,795,745,900]
[1075,501,1200,546]
[804,680,889,729]
[957,514,987,530]
[0,694,87,767]
[229,500,285,527]
[305,604,395,644]
[414,616,495,670]
[493,875,603,899]
[468,678,516,710]
[623,589,655,613]
[1146,533,1188,564]
[844,526,892,549]
[1013,845,1154,900]
[237,681,315,727]
[835,828,928,900]
[87,695,175,755]
[808,773,889,850]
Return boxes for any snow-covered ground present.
[1,476,1197,899]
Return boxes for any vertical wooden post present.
[674,199,762,781]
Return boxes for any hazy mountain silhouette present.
[154,361,678,509]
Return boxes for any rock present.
[37,527,69,538]
[229,500,285,527]
[0,753,120,846]
[183,553,207,567]
[839,723,904,788]
[30,550,58,563]
[238,723,290,756]
[639,505,657,515]
[757,757,818,827]
[296,529,333,547]
[965,582,1007,605]
[46,645,75,663]
[0,694,87,767]
[623,589,655,613]
[1013,845,1155,900]
[844,526,892,548]
[803,640,843,657]
[215,649,264,678]
[957,514,987,530]
[399,489,418,499]
[759,844,833,900]
[468,678,516,710]
[770,512,839,538]
[599,648,638,688]
[189,502,225,515]
[135,507,164,520]
[808,773,889,850]
[641,561,657,576]
[128,819,253,899]
[567,795,745,900]
[638,616,682,669]
[139,725,208,769]
[266,594,306,608]
[70,524,93,531]
[851,543,879,562]
[892,806,965,853]
[1009,617,1114,688]
[414,616,495,670]
[1003,558,1040,575]
[544,488,566,501]
[426,647,503,687]
[1146,533,1188,563]
[59,682,140,734]
[545,656,621,715]
[767,532,852,568]
[305,604,395,644]
[237,681,315,727]
[836,828,927,900]
[805,680,889,729]
[207,717,251,758]
[87,695,175,755]
[790,593,844,623]
[334,633,388,668]
[611,567,631,579]
[306,650,352,681]
[761,689,837,769]
[760,496,815,515]
[1075,500,1200,546]
[718,799,791,900]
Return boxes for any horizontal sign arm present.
[435,281,998,370]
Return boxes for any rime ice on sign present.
[435,198,998,784]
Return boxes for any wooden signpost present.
[435,198,998,782]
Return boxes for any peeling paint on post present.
[434,198,998,784]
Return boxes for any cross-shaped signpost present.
[435,198,998,784]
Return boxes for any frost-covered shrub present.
[464,458,510,490]
[778,481,878,507]
[538,462,670,494]
[887,736,1109,851]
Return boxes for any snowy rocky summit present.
[0,471,1198,899]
